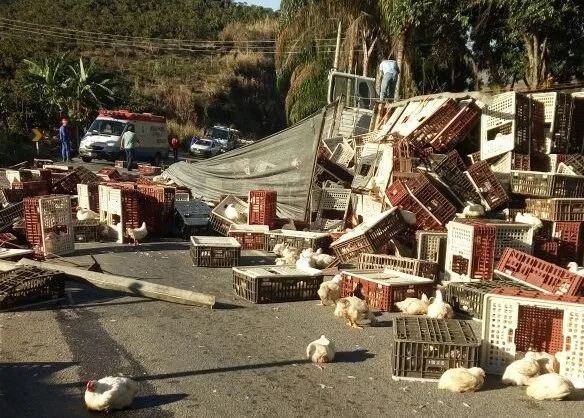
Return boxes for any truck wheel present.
[81,157,92,163]
[153,152,162,166]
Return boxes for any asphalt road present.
[1,158,583,417]
[1,240,583,418]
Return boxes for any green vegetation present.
[277,0,584,122]
[0,0,284,161]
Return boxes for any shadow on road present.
[132,393,189,410]
[71,242,190,256]
[335,349,375,363]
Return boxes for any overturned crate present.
[248,190,277,229]
[232,266,323,303]
[494,247,584,296]
[339,269,435,312]
[227,225,269,250]
[72,219,102,242]
[510,171,584,198]
[174,199,211,237]
[480,289,584,388]
[357,253,439,282]
[525,198,584,222]
[330,208,410,262]
[210,195,248,236]
[312,187,351,231]
[190,236,241,268]
[0,267,65,311]
[264,230,332,253]
[391,317,481,381]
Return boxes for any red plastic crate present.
[96,167,121,180]
[404,99,461,149]
[533,235,560,264]
[466,161,509,210]
[430,101,481,153]
[12,180,49,197]
[490,287,584,304]
[248,190,277,228]
[385,177,455,231]
[551,221,584,267]
[340,270,435,312]
[136,176,156,185]
[495,248,584,296]
[136,185,175,236]
[445,220,497,280]
[227,229,266,250]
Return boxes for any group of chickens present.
[75,206,148,245]
[273,243,335,269]
[308,272,577,401]
[434,350,575,401]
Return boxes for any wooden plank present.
[2,259,215,308]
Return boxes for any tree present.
[66,57,115,125]
[23,56,68,121]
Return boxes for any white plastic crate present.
[489,152,530,174]
[210,195,249,235]
[395,98,449,138]
[480,92,529,160]
[490,221,534,258]
[416,231,447,264]
[330,142,355,171]
[98,186,140,243]
[351,143,393,191]
[38,195,74,256]
[480,292,584,388]
[557,162,578,175]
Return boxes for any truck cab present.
[206,125,240,152]
[327,71,378,109]
[79,110,169,165]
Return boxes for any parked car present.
[189,138,222,158]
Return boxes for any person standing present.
[171,136,180,162]
[59,118,72,162]
[120,124,138,171]
[379,56,399,101]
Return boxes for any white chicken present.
[224,203,245,223]
[566,262,584,277]
[456,203,485,219]
[334,296,377,329]
[76,206,100,221]
[317,274,342,306]
[525,373,575,401]
[438,367,485,393]
[526,351,561,374]
[273,242,288,257]
[395,293,430,315]
[515,212,543,230]
[306,335,335,365]
[126,221,148,246]
[426,289,454,319]
[502,351,540,386]
[84,376,139,412]
[314,251,335,269]
[296,248,317,270]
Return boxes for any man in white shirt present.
[379,57,399,100]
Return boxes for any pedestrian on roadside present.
[120,124,139,171]
[171,135,180,162]
[59,117,72,162]
[379,56,399,101]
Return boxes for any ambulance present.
[79,110,169,165]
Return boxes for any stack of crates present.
[98,185,142,243]
[23,195,74,258]
[480,289,584,388]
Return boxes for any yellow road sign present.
[32,128,43,142]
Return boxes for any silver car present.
[189,138,222,158]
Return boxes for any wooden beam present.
[7,259,215,308]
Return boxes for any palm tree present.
[66,57,115,124]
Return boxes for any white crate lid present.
[341,268,434,286]
[190,236,241,248]
[228,224,269,233]
[267,229,329,239]
[233,266,323,278]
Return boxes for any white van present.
[79,110,169,165]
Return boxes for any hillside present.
[0,0,285,142]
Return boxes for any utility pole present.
[333,20,341,71]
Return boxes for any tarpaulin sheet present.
[164,108,328,220]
